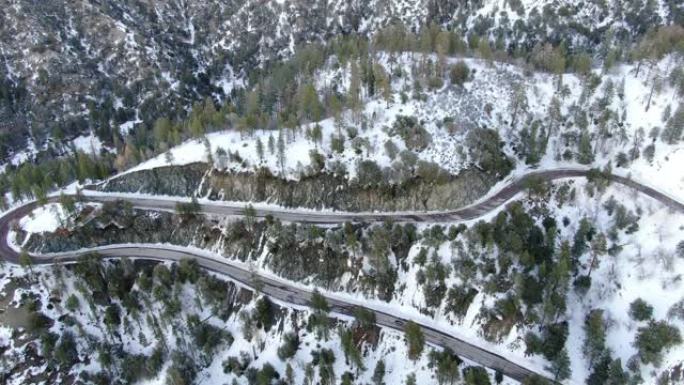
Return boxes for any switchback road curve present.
[1,168,683,383]
[87,168,684,224]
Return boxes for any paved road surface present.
[83,168,684,223]
[1,168,682,383]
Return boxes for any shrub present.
[633,320,682,365]
[253,297,275,330]
[65,294,80,312]
[54,332,79,367]
[331,134,345,153]
[450,61,470,86]
[390,115,432,151]
[428,76,444,89]
[573,275,591,296]
[676,240,684,258]
[277,332,300,360]
[466,128,512,178]
[463,366,491,385]
[446,286,478,319]
[356,160,384,187]
[629,298,654,321]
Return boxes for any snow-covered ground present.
[18,203,67,234]
[1,48,683,385]
[562,181,684,382]
[0,258,518,385]
[116,53,683,203]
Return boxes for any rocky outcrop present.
[26,208,214,254]
[201,168,496,211]
[100,163,497,211]
[102,163,209,196]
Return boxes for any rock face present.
[101,163,496,211]
[102,163,209,196]
[26,206,215,254]
[201,168,496,211]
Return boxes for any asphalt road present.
[1,168,682,383]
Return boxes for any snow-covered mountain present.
[1,0,680,158]
[1,1,684,385]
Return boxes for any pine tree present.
[478,39,493,61]
[509,84,528,129]
[153,117,172,149]
[286,363,295,384]
[304,363,314,385]
[277,130,286,175]
[549,349,572,380]
[577,131,594,164]
[189,116,204,138]
[588,233,607,277]
[59,192,76,214]
[661,103,683,144]
[341,372,354,385]
[372,359,385,385]
[328,93,342,120]
[268,134,275,155]
[374,63,392,107]
[364,58,376,97]
[256,138,264,163]
[583,309,607,367]
[435,350,461,385]
[299,83,323,123]
[404,321,425,360]
[309,290,331,340]
[19,249,33,279]
[339,327,363,370]
[349,60,362,120]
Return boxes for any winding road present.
[1,168,682,383]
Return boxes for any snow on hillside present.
[561,181,684,382]
[203,177,682,384]
[18,203,66,234]
[71,132,106,155]
[0,261,519,385]
[120,52,684,204]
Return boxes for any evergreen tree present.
[153,117,172,149]
[277,332,300,360]
[629,298,654,321]
[577,131,594,164]
[60,192,76,214]
[588,233,607,276]
[549,348,571,380]
[583,309,607,367]
[339,326,363,370]
[298,83,323,123]
[634,320,682,365]
[268,134,275,155]
[661,103,683,144]
[404,321,425,360]
[433,349,461,385]
[349,60,362,120]
[311,124,323,148]
[19,249,33,278]
[449,61,470,86]
[256,138,264,163]
[372,359,385,385]
[309,290,331,340]
[277,130,286,175]
[341,372,354,385]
